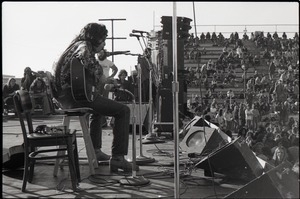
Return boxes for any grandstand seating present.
[185,35,296,106]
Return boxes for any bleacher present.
[185,34,298,107]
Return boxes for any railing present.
[156,24,299,38]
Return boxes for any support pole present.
[172,2,180,198]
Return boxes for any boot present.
[110,155,139,172]
[95,149,111,161]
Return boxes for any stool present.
[53,108,98,176]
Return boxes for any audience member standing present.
[245,104,253,130]
[251,103,260,130]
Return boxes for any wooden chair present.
[44,71,99,175]
[53,107,98,175]
[13,90,80,192]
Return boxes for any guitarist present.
[52,23,138,172]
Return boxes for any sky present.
[2,1,299,78]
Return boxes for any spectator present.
[253,55,260,67]
[3,78,20,115]
[201,63,207,78]
[273,31,279,40]
[223,108,233,131]
[200,32,205,42]
[243,32,249,40]
[206,32,211,41]
[21,67,42,91]
[238,103,246,127]
[211,32,218,45]
[114,69,132,102]
[234,32,239,41]
[245,104,253,130]
[254,74,261,92]
[95,49,119,101]
[203,76,209,91]
[260,74,269,91]
[251,103,260,130]
[218,32,225,45]
[274,80,287,103]
[215,108,224,127]
[226,89,235,106]
[258,146,273,164]
[250,32,255,41]
[263,132,276,149]
[236,45,243,59]
[282,32,287,40]
[245,130,255,148]
[29,77,52,115]
[262,49,271,62]
[210,99,218,114]
[210,76,217,92]
[232,104,239,131]
[272,143,288,166]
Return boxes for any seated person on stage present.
[114,69,132,102]
[52,22,137,172]
[127,70,138,101]
[3,78,20,115]
[29,77,52,114]
[21,67,41,91]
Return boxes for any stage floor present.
[3,114,242,198]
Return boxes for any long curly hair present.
[74,23,108,47]
[52,23,108,97]
[6,78,16,87]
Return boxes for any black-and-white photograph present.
[2,2,299,198]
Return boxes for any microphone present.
[107,51,130,56]
[132,29,150,36]
[129,33,143,38]
[104,84,121,92]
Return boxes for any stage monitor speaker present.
[179,116,231,155]
[195,137,264,182]
[224,161,299,199]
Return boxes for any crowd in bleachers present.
[185,31,299,171]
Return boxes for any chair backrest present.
[13,90,35,146]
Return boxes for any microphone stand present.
[119,89,150,186]
[125,53,155,164]
[136,64,155,163]
[137,33,165,145]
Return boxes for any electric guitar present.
[70,57,97,102]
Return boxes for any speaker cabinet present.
[179,116,231,155]
[224,161,299,198]
[195,137,264,182]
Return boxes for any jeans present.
[57,88,130,156]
